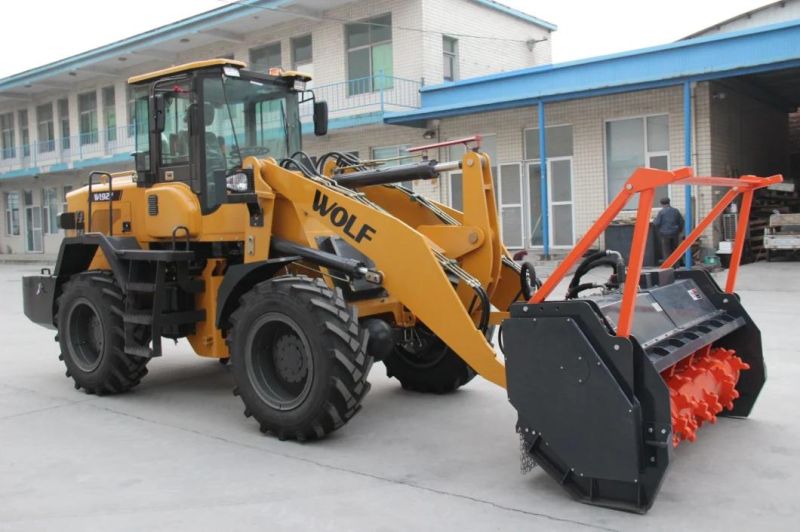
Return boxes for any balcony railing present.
[300,74,421,119]
[0,75,421,177]
[0,125,136,175]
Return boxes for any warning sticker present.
[687,288,703,301]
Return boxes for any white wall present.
[430,86,690,244]
[420,0,552,85]
[0,0,558,253]
[0,171,86,255]
[1,0,555,178]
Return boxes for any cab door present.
[156,81,196,190]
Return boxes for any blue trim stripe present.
[0,166,40,180]
[387,18,800,125]
[301,111,384,135]
[2,114,382,181]
[0,152,132,181]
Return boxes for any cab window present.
[132,87,150,170]
[160,84,192,166]
[200,75,299,209]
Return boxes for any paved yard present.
[0,261,798,531]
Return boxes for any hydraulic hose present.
[566,250,627,299]
[471,283,491,334]
[520,261,541,301]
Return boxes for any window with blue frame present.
[346,14,393,95]
[78,91,98,145]
[36,103,55,153]
[103,86,117,142]
[18,110,29,157]
[58,98,70,150]
[250,42,282,72]
[1,112,15,159]
[606,114,670,209]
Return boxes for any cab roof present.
[127,58,246,85]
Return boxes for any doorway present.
[23,190,43,253]
[527,157,574,248]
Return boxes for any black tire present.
[382,326,479,394]
[228,275,372,441]
[55,272,149,395]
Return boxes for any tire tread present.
[56,271,149,395]
[229,274,371,441]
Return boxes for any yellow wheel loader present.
[22,59,776,512]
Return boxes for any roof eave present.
[0,0,286,92]
[469,0,557,31]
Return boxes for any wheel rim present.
[66,298,105,372]
[245,312,314,411]
[395,327,449,369]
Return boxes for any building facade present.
[2,0,797,262]
[388,18,800,259]
[0,0,555,256]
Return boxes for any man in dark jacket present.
[653,197,684,262]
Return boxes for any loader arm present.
[329,156,525,314]
[249,154,507,387]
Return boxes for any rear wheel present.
[228,275,372,440]
[382,326,478,394]
[56,272,149,395]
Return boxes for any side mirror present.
[152,93,166,133]
[313,100,328,136]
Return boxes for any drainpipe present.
[538,100,550,259]
[683,81,694,267]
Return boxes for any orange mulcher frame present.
[529,167,783,338]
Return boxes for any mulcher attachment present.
[503,268,764,512]
[501,168,781,513]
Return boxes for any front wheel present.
[228,275,372,441]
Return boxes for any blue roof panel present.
[387,17,800,124]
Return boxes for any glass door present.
[549,158,574,247]
[498,163,524,249]
[526,158,574,248]
[24,190,43,253]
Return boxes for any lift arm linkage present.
[252,155,509,387]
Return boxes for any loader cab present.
[129,59,327,212]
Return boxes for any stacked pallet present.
[749,185,799,261]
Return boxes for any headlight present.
[226,172,250,192]
[293,79,307,92]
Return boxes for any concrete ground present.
[0,261,798,531]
